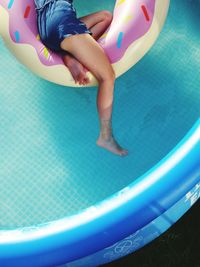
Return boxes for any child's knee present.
[98,68,116,85]
[101,10,113,24]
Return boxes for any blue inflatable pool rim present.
[0,118,199,264]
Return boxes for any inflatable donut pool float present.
[0,0,170,87]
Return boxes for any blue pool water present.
[0,0,200,229]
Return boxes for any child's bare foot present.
[63,54,90,85]
[97,135,128,156]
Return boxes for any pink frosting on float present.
[1,0,63,65]
[101,0,155,62]
[1,0,155,66]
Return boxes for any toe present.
[86,77,90,84]
[121,149,128,156]
[84,77,90,85]
[77,75,83,85]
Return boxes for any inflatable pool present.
[0,0,200,266]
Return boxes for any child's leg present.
[61,34,128,156]
[79,10,113,40]
[63,11,112,85]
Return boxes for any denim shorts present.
[36,0,92,55]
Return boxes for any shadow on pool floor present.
[104,202,200,267]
